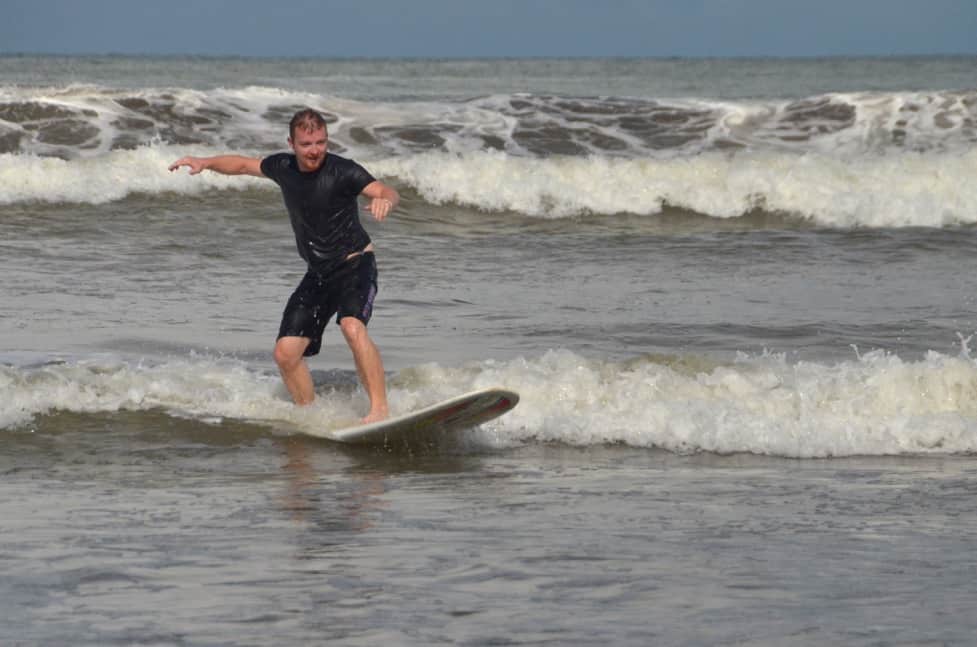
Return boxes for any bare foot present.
[361,407,389,425]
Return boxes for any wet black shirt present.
[260,152,375,274]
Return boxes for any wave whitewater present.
[2,144,976,228]
[373,148,977,226]
[2,85,976,158]
[3,82,975,226]
[3,348,976,458]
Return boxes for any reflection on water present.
[275,435,491,556]
[280,437,388,533]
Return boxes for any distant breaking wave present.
[372,148,977,226]
[2,84,976,159]
[2,83,977,227]
[2,145,976,228]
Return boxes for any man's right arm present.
[168,155,265,177]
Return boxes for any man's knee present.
[274,337,308,369]
[339,317,368,345]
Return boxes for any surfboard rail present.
[329,387,519,445]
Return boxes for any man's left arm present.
[361,180,400,221]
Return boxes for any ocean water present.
[2,55,977,644]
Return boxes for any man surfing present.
[169,108,399,423]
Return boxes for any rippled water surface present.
[3,56,977,644]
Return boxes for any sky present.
[3,0,977,59]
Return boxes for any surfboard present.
[327,387,519,446]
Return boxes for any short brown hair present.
[289,108,327,139]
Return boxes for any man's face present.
[289,126,328,172]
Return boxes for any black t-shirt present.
[260,152,376,274]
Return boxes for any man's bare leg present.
[274,336,315,405]
[339,317,389,423]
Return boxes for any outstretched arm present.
[168,155,265,177]
[361,180,400,221]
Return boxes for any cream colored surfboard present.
[328,387,519,445]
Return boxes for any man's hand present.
[365,196,395,221]
[361,180,399,221]
[168,156,208,175]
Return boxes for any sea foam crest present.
[3,85,976,159]
[0,147,267,204]
[465,349,977,457]
[3,349,976,458]
[2,145,976,228]
[373,148,977,226]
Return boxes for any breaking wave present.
[3,348,977,458]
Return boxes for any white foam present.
[4,83,977,227]
[0,146,268,204]
[0,355,355,433]
[5,84,974,157]
[3,349,976,458]
[0,84,313,157]
[3,143,976,227]
[464,348,977,457]
[373,148,977,227]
